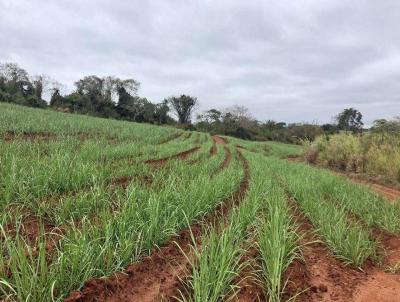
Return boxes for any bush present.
[306,133,400,185]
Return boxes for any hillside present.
[0,103,399,302]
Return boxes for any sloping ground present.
[2,104,400,302]
[66,137,247,302]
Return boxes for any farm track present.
[66,144,250,302]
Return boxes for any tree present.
[0,62,31,95]
[31,74,51,100]
[371,119,400,136]
[321,123,338,134]
[153,101,170,124]
[336,108,363,133]
[167,95,198,124]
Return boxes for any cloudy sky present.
[1,0,399,124]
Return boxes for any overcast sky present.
[1,0,399,124]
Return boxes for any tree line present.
[1,62,397,144]
[0,62,197,126]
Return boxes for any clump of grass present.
[182,222,246,302]
[385,262,400,274]
[257,185,300,302]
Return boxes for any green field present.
[0,103,399,302]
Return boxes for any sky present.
[1,0,399,125]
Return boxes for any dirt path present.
[65,149,250,302]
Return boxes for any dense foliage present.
[304,118,400,185]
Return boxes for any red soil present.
[234,246,265,302]
[285,199,368,302]
[65,149,250,302]
[2,216,64,260]
[285,197,400,302]
[212,135,228,145]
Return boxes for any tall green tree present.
[336,108,363,133]
[166,94,198,124]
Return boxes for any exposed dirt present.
[374,230,400,268]
[284,196,400,302]
[2,216,64,261]
[65,149,250,302]
[352,272,400,302]
[233,246,265,302]
[212,135,228,145]
[2,131,56,141]
[145,146,200,166]
[284,198,368,302]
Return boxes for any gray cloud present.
[1,0,399,125]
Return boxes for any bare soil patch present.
[212,135,228,145]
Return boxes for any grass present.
[1,103,398,301]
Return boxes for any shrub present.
[306,132,400,185]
